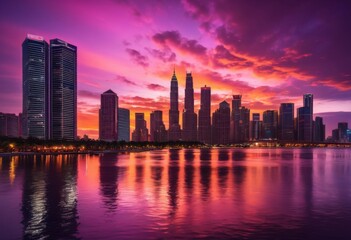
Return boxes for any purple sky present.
[0,0,350,138]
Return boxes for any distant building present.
[338,122,348,142]
[250,113,262,140]
[279,103,294,141]
[168,70,181,141]
[297,94,313,142]
[118,108,130,142]
[198,86,211,144]
[132,113,148,142]
[263,110,278,139]
[313,117,325,142]
[182,72,197,141]
[22,34,49,139]
[231,95,242,143]
[212,101,230,145]
[0,113,19,137]
[239,107,250,142]
[150,110,167,142]
[50,38,77,140]
[99,90,118,141]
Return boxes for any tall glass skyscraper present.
[50,39,77,140]
[279,103,294,141]
[297,94,313,142]
[168,70,181,141]
[182,72,197,141]
[198,85,211,144]
[22,34,49,139]
[118,108,130,142]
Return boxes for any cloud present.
[152,30,207,57]
[78,90,100,99]
[147,83,167,91]
[115,74,137,86]
[146,47,176,63]
[126,48,149,67]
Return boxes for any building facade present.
[0,113,19,137]
[263,110,278,139]
[182,72,197,141]
[231,95,242,143]
[198,86,211,144]
[279,103,294,141]
[22,34,49,139]
[313,116,325,142]
[150,110,167,142]
[250,113,262,140]
[212,101,230,145]
[99,90,118,141]
[118,108,130,142]
[50,39,77,140]
[132,113,148,142]
[297,94,313,142]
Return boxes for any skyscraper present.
[338,122,348,142]
[212,101,230,145]
[250,113,262,140]
[118,108,130,142]
[313,117,325,142]
[22,34,49,139]
[198,85,211,144]
[168,70,181,141]
[0,113,19,137]
[239,106,250,142]
[231,95,242,143]
[99,89,118,141]
[50,39,77,140]
[263,110,278,139]
[279,103,294,141]
[132,113,148,142]
[150,110,167,142]
[297,94,313,142]
[182,72,197,141]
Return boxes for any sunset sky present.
[0,0,350,139]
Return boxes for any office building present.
[150,110,167,142]
[212,101,230,145]
[99,90,118,141]
[231,95,241,142]
[250,113,262,140]
[198,86,211,144]
[182,72,197,141]
[263,110,278,139]
[118,108,130,142]
[0,113,19,137]
[313,116,325,142]
[22,34,49,139]
[132,113,148,142]
[297,94,313,142]
[279,103,294,141]
[50,38,77,140]
[239,106,250,142]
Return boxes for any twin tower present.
[169,70,210,142]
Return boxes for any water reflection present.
[99,153,119,211]
[1,149,351,239]
[21,155,79,239]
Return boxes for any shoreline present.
[1,145,350,157]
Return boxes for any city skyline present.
[1,0,351,139]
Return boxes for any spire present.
[171,67,177,81]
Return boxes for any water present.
[1,148,351,239]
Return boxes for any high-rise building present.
[198,85,211,144]
[212,101,230,145]
[50,39,77,140]
[99,90,118,141]
[22,34,49,139]
[279,103,294,141]
[118,108,130,142]
[297,94,313,142]
[263,110,278,139]
[239,106,250,142]
[168,70,181,141]
[231,95,242,143]
[132,113,148,142]
[182,72,197,141]
[150,110,167,142]
[250,113,262,140]
[338,122,348,142]
[313,117,325,142]
[0,113,19,137]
